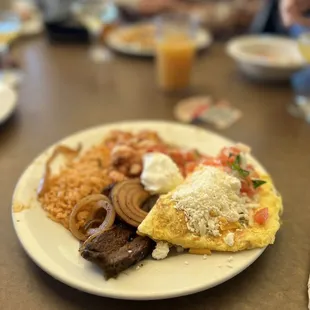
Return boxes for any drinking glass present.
[0,12,20,46]
[288,33,310,121]
[155,13,198,92]
[77,0,118,62]
[0,12,20,82]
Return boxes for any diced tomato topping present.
[184,150,199,162]
[219,146,241,158]
[246,164,255,170]
[168,151,184,165]
[254,208,269,225]
[185,162,197,175]
[240,176,256,197]
[201,158,222,167]
[146,145,167,153]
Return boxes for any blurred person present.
[117,0,177,15]
[280,0,310,27]
[118,0,263,36]
[251,0,310,34]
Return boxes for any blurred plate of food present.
[12,121,282,300]
[0,82,17,124]
[106,23,212,57]
[227,35,306,81]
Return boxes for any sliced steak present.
[80,223,154,279]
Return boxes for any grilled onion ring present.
[69,194,115,241]
[111,179,149,227]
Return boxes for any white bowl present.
[227,35,306,81]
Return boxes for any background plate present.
[106,25,213,57]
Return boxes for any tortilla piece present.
[138,175,282,252]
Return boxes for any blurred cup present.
[0,12,21,47]
[155,13,197,92]
[289,32,310,121]
[298,32,310,63]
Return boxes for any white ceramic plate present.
[106,24,213,57]
[0,83,17,124]
[227,35,306,81]
[12,121,265,300]
[0,70,23,88]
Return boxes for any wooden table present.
[1,38,309,309]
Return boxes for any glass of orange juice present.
[155,13,197,92]
[298,33,310,62]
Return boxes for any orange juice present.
[299,42,310,62]
[156,36,195,91]
[0,17,20,47]
[0,31,19,45]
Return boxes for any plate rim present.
[12,120,266,300]
[0,83,17,124]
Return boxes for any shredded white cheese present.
[172,166,256,237]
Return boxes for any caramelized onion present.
[37,144,81,197]
[111,179,149,227]
[69,194,115,241]
[83,219,103,232]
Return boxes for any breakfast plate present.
[12,121,274,300]
[106,24,213,57]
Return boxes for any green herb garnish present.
[252,179,267,189]
[238,168,250,178]
[231,155,250,178]
[235,154,241,165]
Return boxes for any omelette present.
[138,167,282,252]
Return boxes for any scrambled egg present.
[138,175,282,252]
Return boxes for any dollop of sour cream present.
[141,152,184,194]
